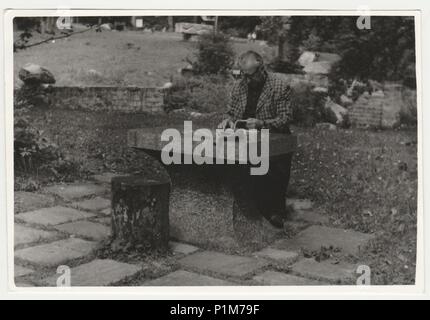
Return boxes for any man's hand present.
[246,118,264,129]
[218,118,234,130]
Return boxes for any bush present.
[14,89,59,172]
[14,87,87,181]
[164,75,230,114]
[192,33,235,75]
[399,87,417,127]
[290,85,327,126]
[267,58,304,75]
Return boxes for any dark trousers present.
[232,153,293,220]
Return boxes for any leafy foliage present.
[218,16,261,38]
[14,87,87,182]
[164,75,230,114]
[272,16,416,86]
[192,33,235,75]
[291,126,417,284]
[290,85,328,126]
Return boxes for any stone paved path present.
[14,173,374,287]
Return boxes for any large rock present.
[349,82,407,128]
[18,63,55,85]
[175,22,213,35]
[298,51,341,75]
[298,51,317,66]
[340,94,353,107]
[324,98,348,124]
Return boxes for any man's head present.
[238,51,264,75]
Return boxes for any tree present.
[259,16,292,60]
[167,16,174,31]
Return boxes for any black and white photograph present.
[3,8,425,297]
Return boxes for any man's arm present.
[218,81,241,129]
[262,84,293,132]
[224,81,241,122]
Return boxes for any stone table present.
[128,126,297,251]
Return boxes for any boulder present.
[303,61,331,74]
[316,122,336,130]
[162,82,173,89]
[325,98,348,124]
[18,63,55,85]
[298,51,317,66]
[313,87,328,94]
[100,23,112,30]
[298,51,341,75]
[340,94,353,107]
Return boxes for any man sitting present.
[218,50,294,228]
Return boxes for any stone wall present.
[46,86,165,113]
[348,92,384,127]
[276,73,329,90]
[349,83,416,128]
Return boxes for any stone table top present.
[127,126,297,162]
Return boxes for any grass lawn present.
[15,108,417,285]
[14,30,273,87]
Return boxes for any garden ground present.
[15,108,417,285]
[14,29,418,285]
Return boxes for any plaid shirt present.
[226,72,293,133]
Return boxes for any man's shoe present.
[267,215,284,229]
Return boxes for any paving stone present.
[291,258,356,284]
[274,225,374,255]
[291,210,329,225]
[14,281,35,287]
[14,192,55,214]
[170,241,199,255]
[54,221,111,241]
[15,206,96,226]
[72,197,110,212]
[41,259,141,286]
[286,198,313,210]
[144,270,233,286]
[14,265,35,277]
[15,238,97,267]
[179,251,269,278]
[95,217,111,225]
[101,208,111,216]
[15,224,58,246]
[92,173,122,184]
[44,183,107,201]
[253,271,326,286]
[253,248,299,266]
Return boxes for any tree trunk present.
[277,38,285,60]
[111,175,171,252]
[214,16,219,34]
[167,16,174,32]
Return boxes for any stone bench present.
[127,126,297,250]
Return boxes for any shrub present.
[164,75,230,114]
[290,85,327,126]
[14,87,87,181]
[399,87,417,127]
[192,33,235,75]
[267,58,304,74]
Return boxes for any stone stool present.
[111,175,171,252]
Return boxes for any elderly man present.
[218,50,294,228]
